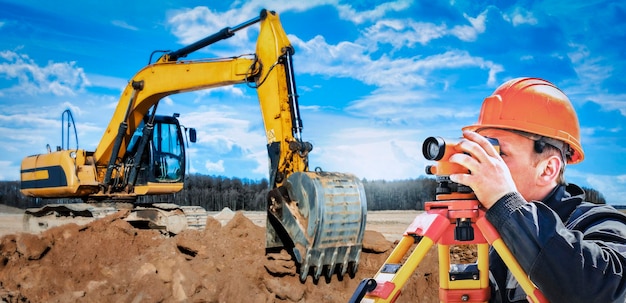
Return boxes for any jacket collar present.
[541,184,585,222]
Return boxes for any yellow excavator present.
[19,9,367,282]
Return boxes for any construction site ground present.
[0,204,476,302]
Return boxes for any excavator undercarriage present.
[23,200,209,235]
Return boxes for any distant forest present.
[0,175,439,211]
[0,174,606,211]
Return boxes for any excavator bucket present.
[267,171,367,282]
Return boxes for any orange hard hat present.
[463,77,584,164]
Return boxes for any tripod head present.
[422,136,500,241]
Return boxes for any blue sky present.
[1,1,625,205]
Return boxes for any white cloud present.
[292,33,502,88]
[164,1,412,57]
[248,148,269,175]
[503,7,538,26]
[586,93,626,116]
[0,160,15,180]
[0,109,62,130]
[162,96,174,106]
[450,11,487,42]
[205,159,225,173]
[568,169,626,205]
[165,3,500,92]
[111,20,138,31]
[359,10,486,50]
[0,50,90,96]
[86,73,127,91]
[192,86,247,100]
[311,134,425,181]
[362,20,447,49]
[230,0,337,14]
[335,0,412,24]
[166,6,258,53]
[561,43,626,116]
[346,87,477,125]
[177,102,266,160]
[566,43,614,89]
[60,101,83,117]
[296,106,451,181]
[165,3,329,55]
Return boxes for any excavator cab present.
[127,114,192,185]
[151,119,184,181]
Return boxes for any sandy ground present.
[0,205,472,302]
[0,206,418,242]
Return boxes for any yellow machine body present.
[19,9,366,282]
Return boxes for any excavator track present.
[23,203,119,233]
[23,202,208,234]
[180,205,209,230]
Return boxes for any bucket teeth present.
[299,267,309,282]
[299,252,311,282]
[316,251,325,274]
[337,263,346,277]
[349,261,358,276]
[314,265,323,281]
[325,264,335,280]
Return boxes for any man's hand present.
[448,131,518,209]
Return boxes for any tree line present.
[0,174,606,211]
[0,175,438,211]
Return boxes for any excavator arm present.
[252,11,367,282]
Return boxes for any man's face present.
[476,128,543,201]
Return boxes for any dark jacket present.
[487,184,626,303]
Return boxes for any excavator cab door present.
[129,115,187,185]
[150,116,186,182]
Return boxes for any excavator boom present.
[94,56,255,167]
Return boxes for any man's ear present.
[537,155,562,186]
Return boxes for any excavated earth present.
[0,206,476,303]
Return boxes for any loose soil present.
[0,206,476,302]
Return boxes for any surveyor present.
[449,77,626,303]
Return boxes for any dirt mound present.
[0,211,447,303]
[213,207,236,226]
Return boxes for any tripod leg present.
[349,278,377,303]
[353,212,449,302]
[476,217,548,303]
[365,235,436,302]
[438,243,491,302]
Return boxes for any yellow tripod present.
[350,136,548,303]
